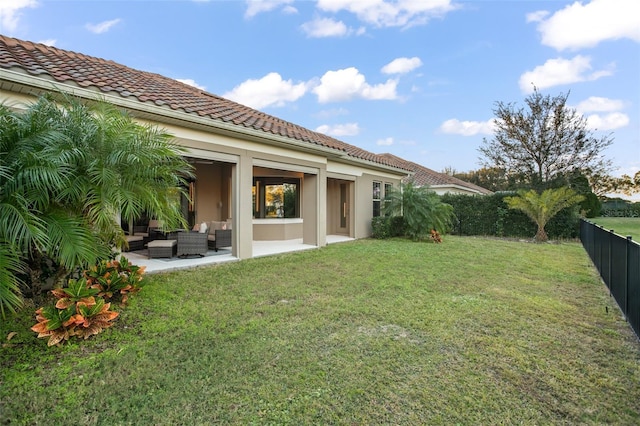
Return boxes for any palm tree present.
[0,94,193,315]
[504,187,584,242]
[383,181,454,241]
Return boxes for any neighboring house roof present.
[0,35,407,172]
[378,153,493,195]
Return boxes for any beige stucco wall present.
[253,219,303,240]
[194,163,222,223]
[351,173,402,239]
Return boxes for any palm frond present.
[0,243,24,317]
[40,209,110,270]
[505,187,584,242]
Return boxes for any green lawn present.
[2,237,639,424]
[589,217,640,241]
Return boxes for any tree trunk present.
[534,225,548,243]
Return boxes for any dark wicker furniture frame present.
[208,229,232,252]
[177,231,208,257]
[147,239,177,258]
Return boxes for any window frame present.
[253,177,301,219]
[372,181,382,217]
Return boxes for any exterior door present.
[327,178,351,236]
[338,182,349,234]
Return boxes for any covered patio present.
[121,235,354,274]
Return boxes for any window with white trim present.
[372,181,381,217]
[384,182,393,215]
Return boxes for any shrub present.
[371,216,407,239]
[371,217,391,239]
[31,257,146,346]
[389,216,406,237]
[600,200,640,218]
[84,256,146,304]
[384,183,454,241]
[31,278,119,346]
[580,192,601,218]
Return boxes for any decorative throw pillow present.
[221,224,227,230]
[192,223,200,232]
[199,222,208,234]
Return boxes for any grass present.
[2,237,639,424]
[589,217,640,241]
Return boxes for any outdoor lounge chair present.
[207,221,232,252]
[177,231,208,257]
[134,219,161,243]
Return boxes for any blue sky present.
[2,0,639,190]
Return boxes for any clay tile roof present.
[0,35,410,172]
[378,153,493,195]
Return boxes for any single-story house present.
[0,35,417,259]
[0,36,492,260]
[378,153,493,196]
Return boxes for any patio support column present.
[233,155,253,259]
[302,169,326,247]
[318,168,327,246]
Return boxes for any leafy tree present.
[591,171,640,197]
[0,94,192,315]
[566,171,601,218]
[453,166,528,192]
[479,88,613,190]
[504,187,584,242]
[383,182,454,241]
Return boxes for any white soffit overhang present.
[253,158,319,175]
[186,148,239,164]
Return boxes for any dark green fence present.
[580,219,640,339]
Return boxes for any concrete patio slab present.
[121,235,355,274]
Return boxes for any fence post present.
[627,236,632,319]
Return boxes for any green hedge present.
[600,201,640,217]
[371,216,405,239]
[440,193,581,239]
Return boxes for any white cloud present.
[85,18,121,34]
[312,67,398,103]
[223,72,307,109]
[376,137,394,146]
[176,78,206,91]
[439,118,495,136]
[381,57,422,75]
[316,0,457,28]
[518,55,613,93]
[526,10,549,23]
[282,5,298,14]
[38,38,56,46]
[301,17,348,37]
[316,122,360,136]
[585,112,629,131]
[573,96,629,131]
[245,0,295,18]
[575,96,626,113]
[533,0,640,50]
[0,0,38,33]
